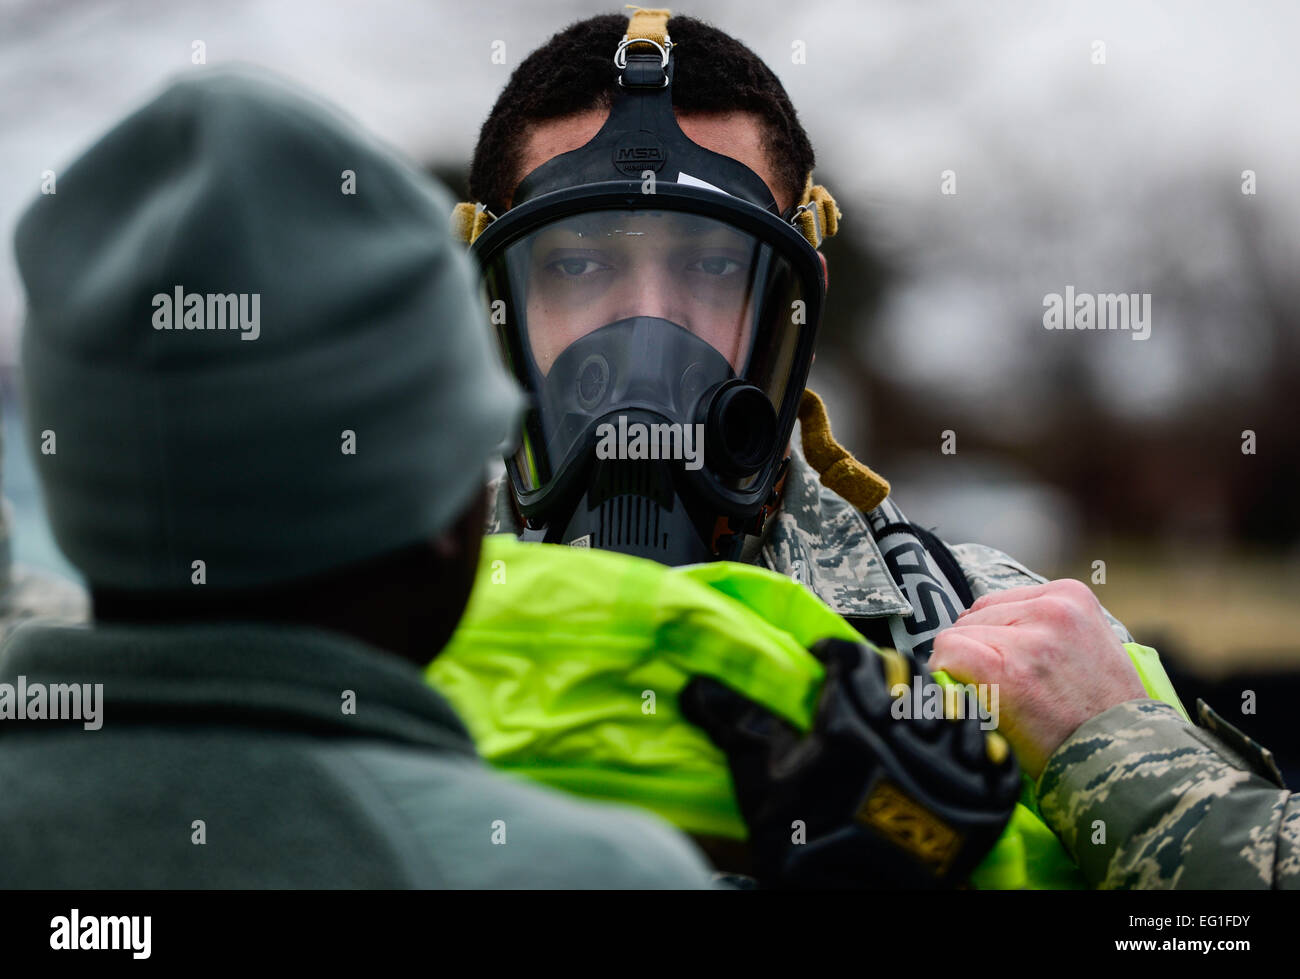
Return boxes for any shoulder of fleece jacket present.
[947,540,1133,643]
[1036,698,1300,889]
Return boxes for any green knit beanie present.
[14,67,523,591]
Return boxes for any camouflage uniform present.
[1037,698,1298,888]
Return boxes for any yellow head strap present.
[624,6,672,47]
[797,388,889,512]
[450,201,494,246]
[793,172,842,249]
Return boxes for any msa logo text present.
[616,147,665,164]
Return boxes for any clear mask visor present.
[481,207,812,495]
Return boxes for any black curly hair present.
[468,12,816,216]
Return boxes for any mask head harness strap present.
[617,5,673,88]
[792,173,842,250]
[798,388,890,511]
[509,7,776,213]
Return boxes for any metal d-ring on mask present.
[468,15,826,565]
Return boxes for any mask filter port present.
[700,379,777,479]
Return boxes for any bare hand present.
[929,579,1146,779]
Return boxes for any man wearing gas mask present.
[455,9,1143,667]
[446,9,1186,886]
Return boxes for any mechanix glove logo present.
[855,779,964,876]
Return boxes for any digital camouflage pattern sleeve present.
[1036,698,1299,889]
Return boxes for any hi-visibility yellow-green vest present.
[430,535,1187,889]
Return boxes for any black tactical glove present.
[680,638,1020,888]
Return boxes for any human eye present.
[542,254,611,278]
[688,255,745,277]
